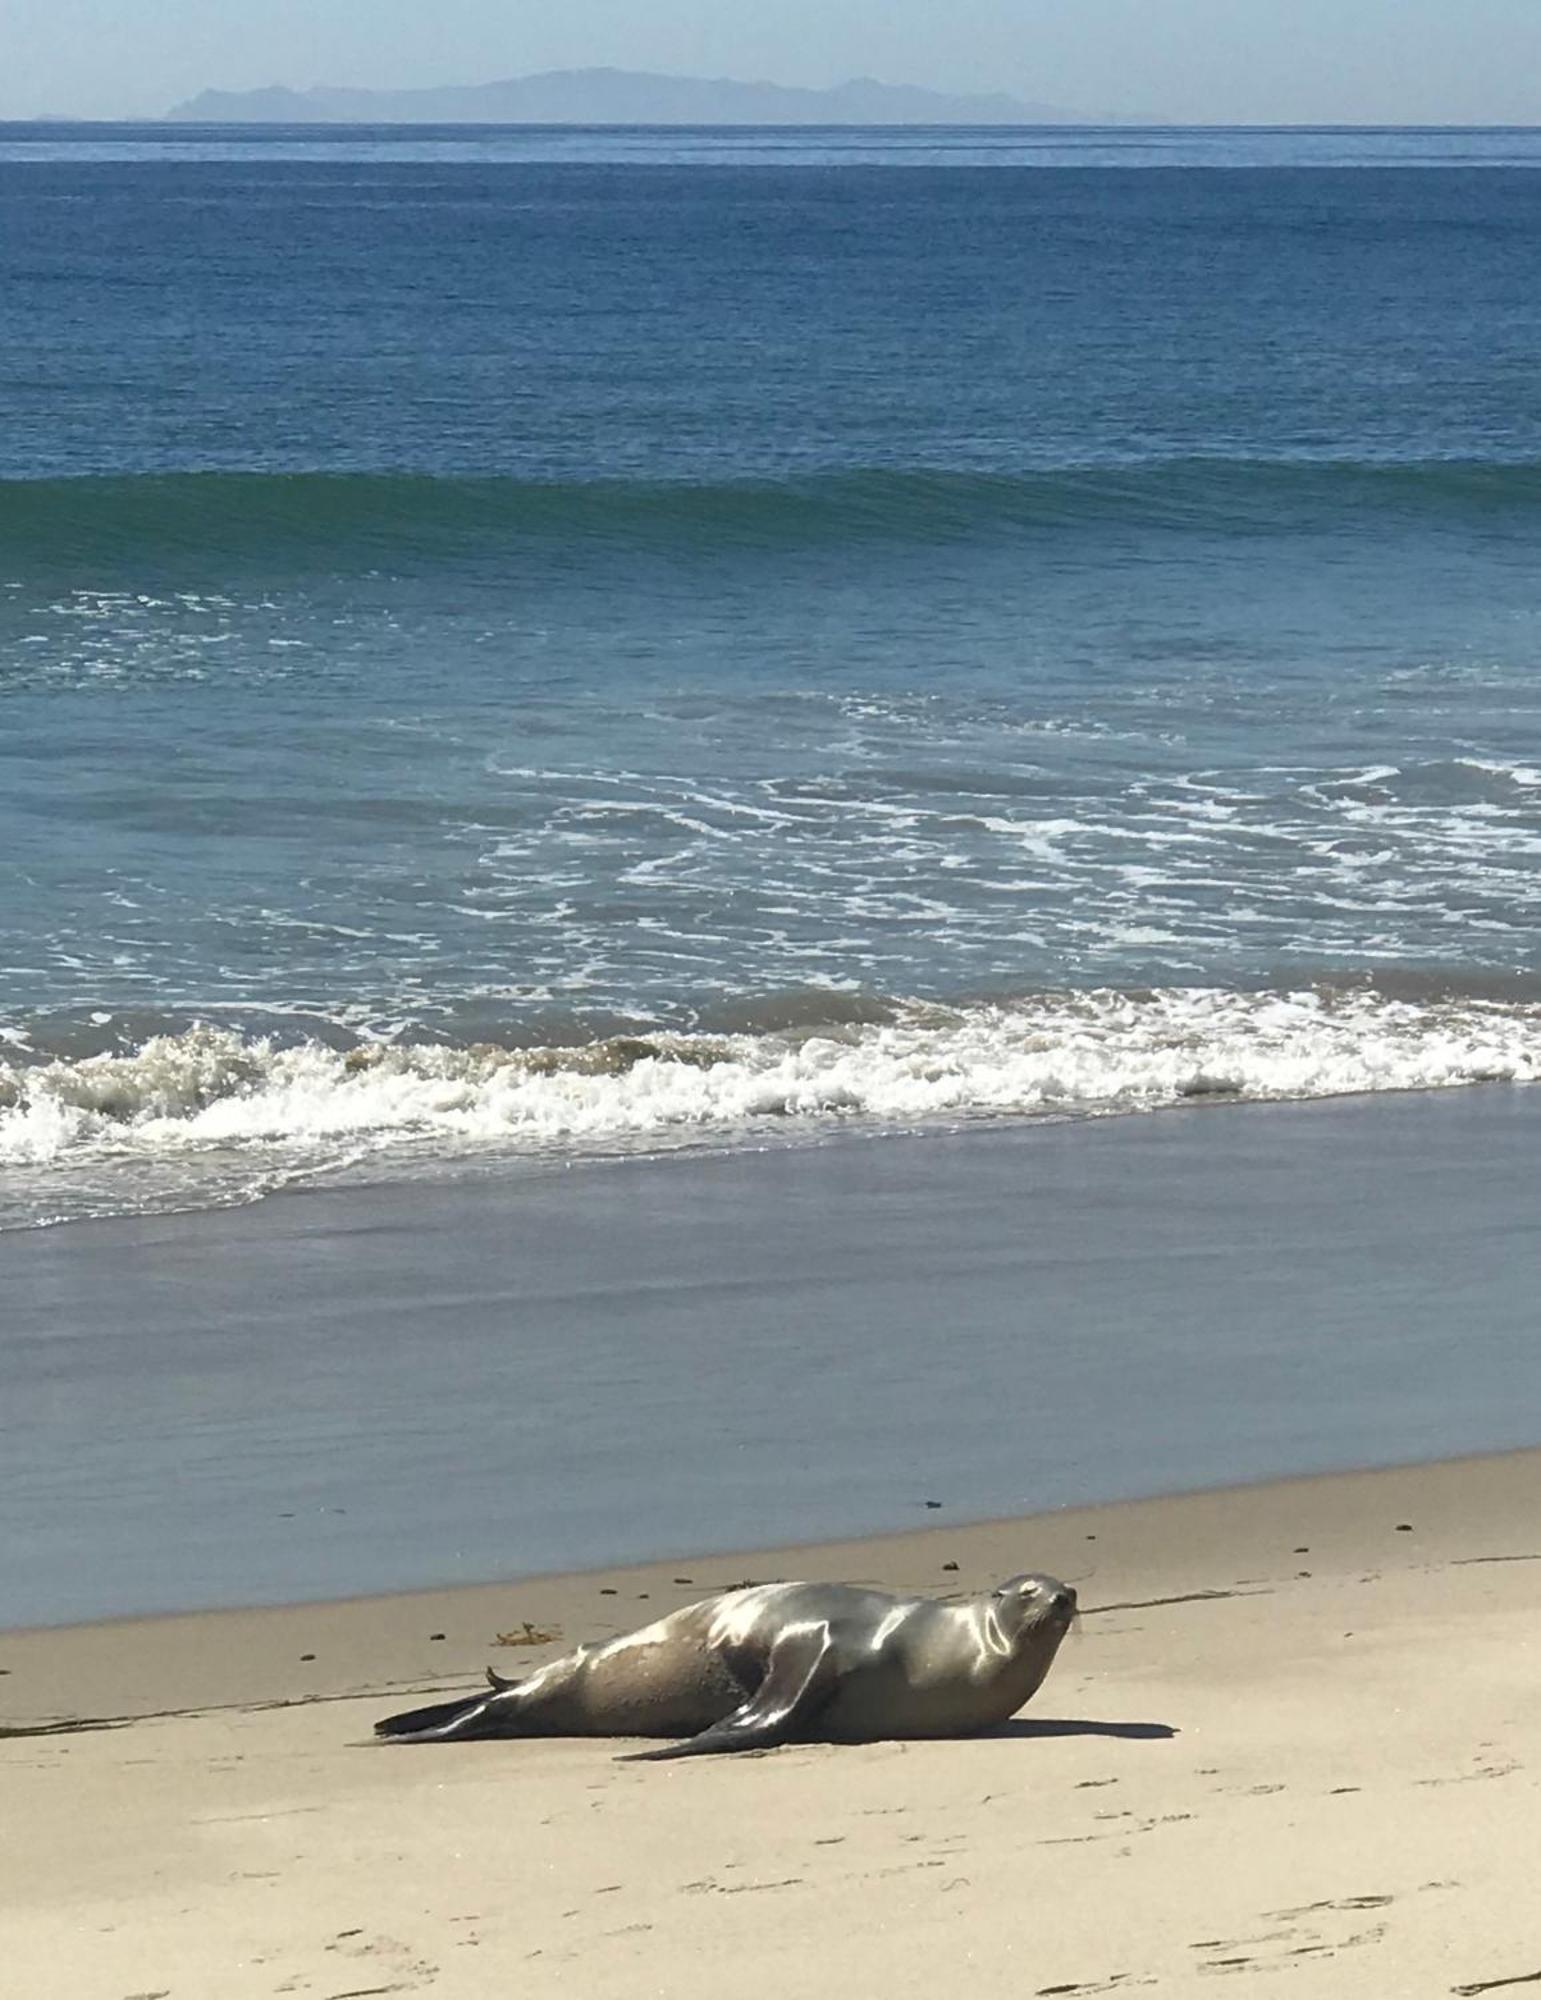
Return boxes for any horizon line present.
[10,116,1541,132]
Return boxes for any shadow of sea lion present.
[986,1717,1177,1741]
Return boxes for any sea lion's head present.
[989,1572,1077,1650]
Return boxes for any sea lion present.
[375,1572,1076,1760]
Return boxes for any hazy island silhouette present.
[166,67,1099,125]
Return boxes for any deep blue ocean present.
[4,124,1541,1228]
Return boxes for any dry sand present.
[3,1449,1539,1997]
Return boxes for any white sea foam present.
[3,989,1538,1198]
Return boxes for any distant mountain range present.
[166,69,1093,127]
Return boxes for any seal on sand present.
[375,1572,1076,1760]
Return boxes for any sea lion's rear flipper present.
[374,1686,520,1742]
[620,1624,839,1762]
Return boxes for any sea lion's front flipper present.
[620,1624,838,1762]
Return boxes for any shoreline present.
[4,1447,1539,1997]
[5,1444,1537,1725]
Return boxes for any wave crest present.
[5,458,1541,569]
[3,988,1537,1210]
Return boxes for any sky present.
[5,0,1541,125]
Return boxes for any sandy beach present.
[4,1448,1538,1997]
[6,1090,1539,1991]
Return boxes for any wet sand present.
[3,1450,1539,1997]
[6,1084,1541,1627]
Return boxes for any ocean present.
[5,123,1541,1234]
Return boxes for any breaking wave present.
[3,983,1538,1228]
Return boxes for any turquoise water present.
[4,126,1541,1226]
